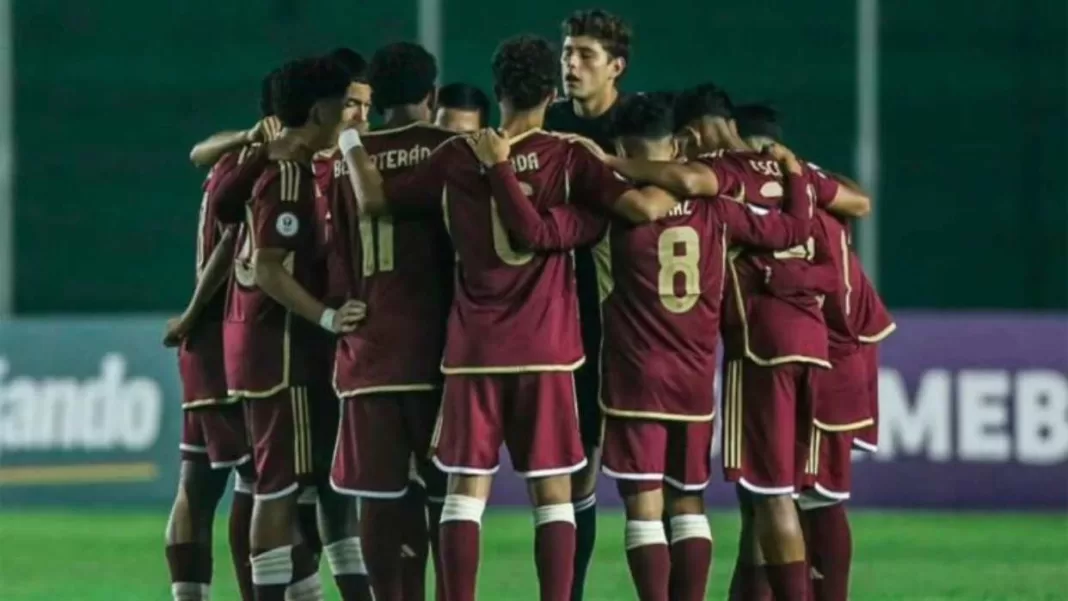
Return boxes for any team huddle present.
[163,8,895,601]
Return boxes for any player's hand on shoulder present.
[162,315,192,347]
[763,143,802,174]
[334,300,368,333]
[467,128,511,167]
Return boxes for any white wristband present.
[338,129,363,154]
[319,308,338,333]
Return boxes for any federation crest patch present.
[275,212,299,237]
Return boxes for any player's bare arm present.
[189,122,264,168]
[163,227,236,347]
[824,172,871,218]
[604,156,720,198]
[253,247,365,334]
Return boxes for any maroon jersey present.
[333,123,455,396]
[848,250,895,343]
[487,166,814,419]
[812,211,861,359]
[708,150,839,366]
[207,144,268,225]
[313,148,351,308]
[382,129,629,372]
[224,160,332,396]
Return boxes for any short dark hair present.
[367,42,437,109]
[327,47,368,82]
[438,82,491,120]
[734,103,783,142]
[613,93,674,139]
[491,35,557,111]
[272,57,351,127]
[259,68,281,118]
[673,83,734,131]
[562,9,632,62]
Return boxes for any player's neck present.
[270,129,315,163]
[381,105,430,129]
[498,108,545,139]
[572,86,618,119]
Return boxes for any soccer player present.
[434,82,490,133]
[488,93,817,601]
[326,41,454,601]
[189,70,283,169]
[602,83,861,601]
[337,34,682,601]
[226,57,368,601]
[545,12,633,595]
[737,104,886,601]
[328,47,374,134]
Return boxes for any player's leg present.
[407,392,451,601]
[332,394,408,601]
[432,374,507,601]
[728,487,771,601]
[314,388,371,601]
[244,389,319,601]
[167,411,230,601]
[663,420,715,601]
[230,470,256,601]
[600,416,671,601]
[799,427,855,601]
[852,344,880,454]
[399,463,429,601]
[570,361,601,601]
[510,372,588,601]
[722,359,809,601]
[297,487,323,564]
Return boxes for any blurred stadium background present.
[0,1,1065,600]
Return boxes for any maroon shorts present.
[721,359,815,495]
[178,328,229,406]
[802,426,854,500]
[811,350,873,431]
[853,344,880,452]
[244,385,340,499]
[601,417,715,492]
[331,390,444,499]
[432,372,586,478]
[180,402,252,474]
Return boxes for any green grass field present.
[0,510,1064,600]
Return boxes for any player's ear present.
[671,136,680,159]
[611,56,626,79]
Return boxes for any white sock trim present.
[534,503,575,527]
[324,536,367,576]
[234,476,254,495]
[797,491,844,511]
[668,514,712,544]
[284,574,323,601]
[172,582,210,601]
[625,520,668,550]
[251,546,293,586]
[574,493,597,512]
[441,494,486,525]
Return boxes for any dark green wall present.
[13,0,1066,313]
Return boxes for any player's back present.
[598,199,727,418]
[813,210,860,358]
[440,130,585,372]
[337,122,455,391]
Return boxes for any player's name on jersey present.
[0,354,164,452]
[369,145,434,172]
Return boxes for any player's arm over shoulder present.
[606,152,722,198]
[807,162,871,218]
[566,140,680,224]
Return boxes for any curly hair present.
[259,67,281,119]
[438,82,491,118]
[272,57,351,127]
[327,47,368,82]
[367,42,437,110]
[613,93,675,139]
[491,35,556,111]
[672,82,734,132]
[562,9,632,62]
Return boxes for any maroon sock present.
[625,543,670,601]
[297,501,322,564]
[669,537,712,601]
[806,504,852,601]
[732,562,773,601]
[166,542,213,589]
[534,520,576,601]
[439,519,480,601]
[401,488,429,601]
[426,500,445,601]
[334,574,374,601]
[229,491,255,601]
[765,561,809,601]
[361,499,404,601]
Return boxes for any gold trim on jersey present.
[364,121,453,137]
[726,255,832,368]
[858,322,897,344]
[227,310,293,399]
[439,357,585,375]
[182,396,241,410]
[291,387,313,476]
[841,230,852,316]
[814,417,875,432]
[429,388,447,458]
[336,384,440,398]
[592,228,613,413]
[599,404,715,423]
[507,127,545,145]
[723,360,744,470]
[806,426,821,476]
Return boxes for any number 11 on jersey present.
[359,215,395,275]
